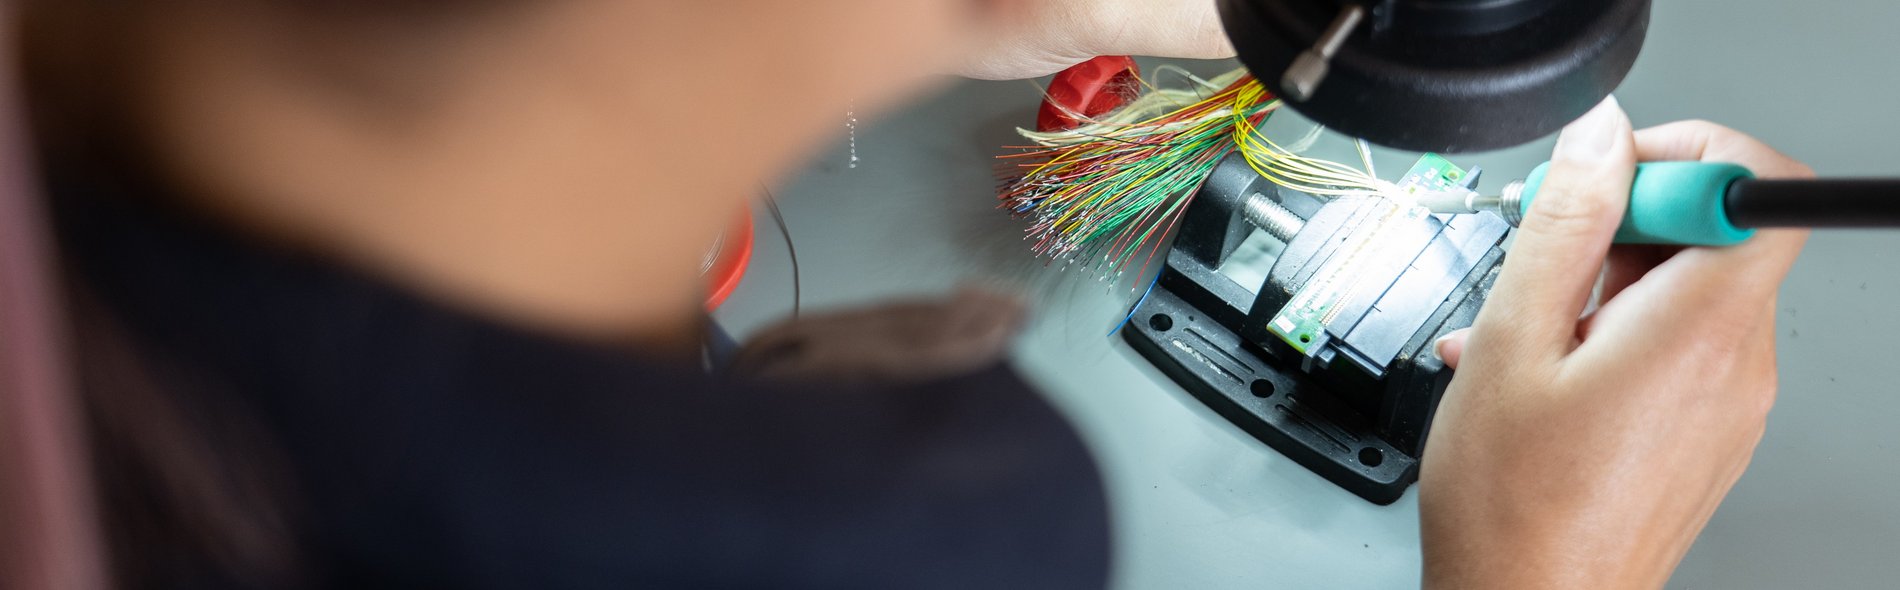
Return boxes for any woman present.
[0,0,1810,587]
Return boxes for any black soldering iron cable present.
[1726,178,1900,228]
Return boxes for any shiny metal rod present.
[1280,4,1366,102]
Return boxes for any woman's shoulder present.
[62,182,1110,588]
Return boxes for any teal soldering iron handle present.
[1516,161,1757,246]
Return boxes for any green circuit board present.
[1265,153,1467,354]
[1394,152,1467,195]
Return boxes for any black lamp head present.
[1219,0,1651,153]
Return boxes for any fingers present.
[1575,229,1800,368]
[1632,119,1811,283]
[959,0,1237,79]
[1632,120,1811,287]
[1599,244,1677,306]
[1652,228,1806,313]
[1097,0,1236,59]
[1633,120,1814,180]
[1477,97,1635,356]
[1606,121,1814,327]
[1433,328,1472,370]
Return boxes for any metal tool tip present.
[1413,189,1481,214]
[1280,52,1329,102]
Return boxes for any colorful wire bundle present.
[998,68,1390,276]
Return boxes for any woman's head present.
[31,0,995,195]
[21,0,1017,344]
[8,0,1239,585]
[9,1,1011,586]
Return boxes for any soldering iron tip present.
[1413,189,1482,214]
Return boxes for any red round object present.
[1037,56,1142,133]
[703,208,754,311]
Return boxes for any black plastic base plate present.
[1122,285,1417,505]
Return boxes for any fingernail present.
[1554,95,1622,163]
[1431,334,1453,362]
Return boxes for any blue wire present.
[1108,269,1164,337]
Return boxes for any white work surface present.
[717,1,1900,587]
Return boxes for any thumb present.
[1477,97,1635,356]
[1433,328,1473,370]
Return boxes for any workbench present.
[717,1,1900,586]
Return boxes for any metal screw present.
[1281,4,1366,102]
[1243,193,1306,242]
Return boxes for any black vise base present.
[1121,286,1415,505]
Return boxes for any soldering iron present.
[1227,0,1900,246]
[1417,163,1900,246]
[1112,0,1900,503]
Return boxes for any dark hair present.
[13,0,549,582]
[7,1,363,586]
[0,23,106,586]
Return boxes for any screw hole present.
[1358,447,1384,467]
[1298,334,1312,343]
[1249,379,1274,398]
[1148,314,1173,331]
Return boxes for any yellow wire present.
[1217,79,1388,197]
[1016,69,1388,210]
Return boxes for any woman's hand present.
[957,0,1234,80]
[1420,99,1812,589]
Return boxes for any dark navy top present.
[53,174,1110,589]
